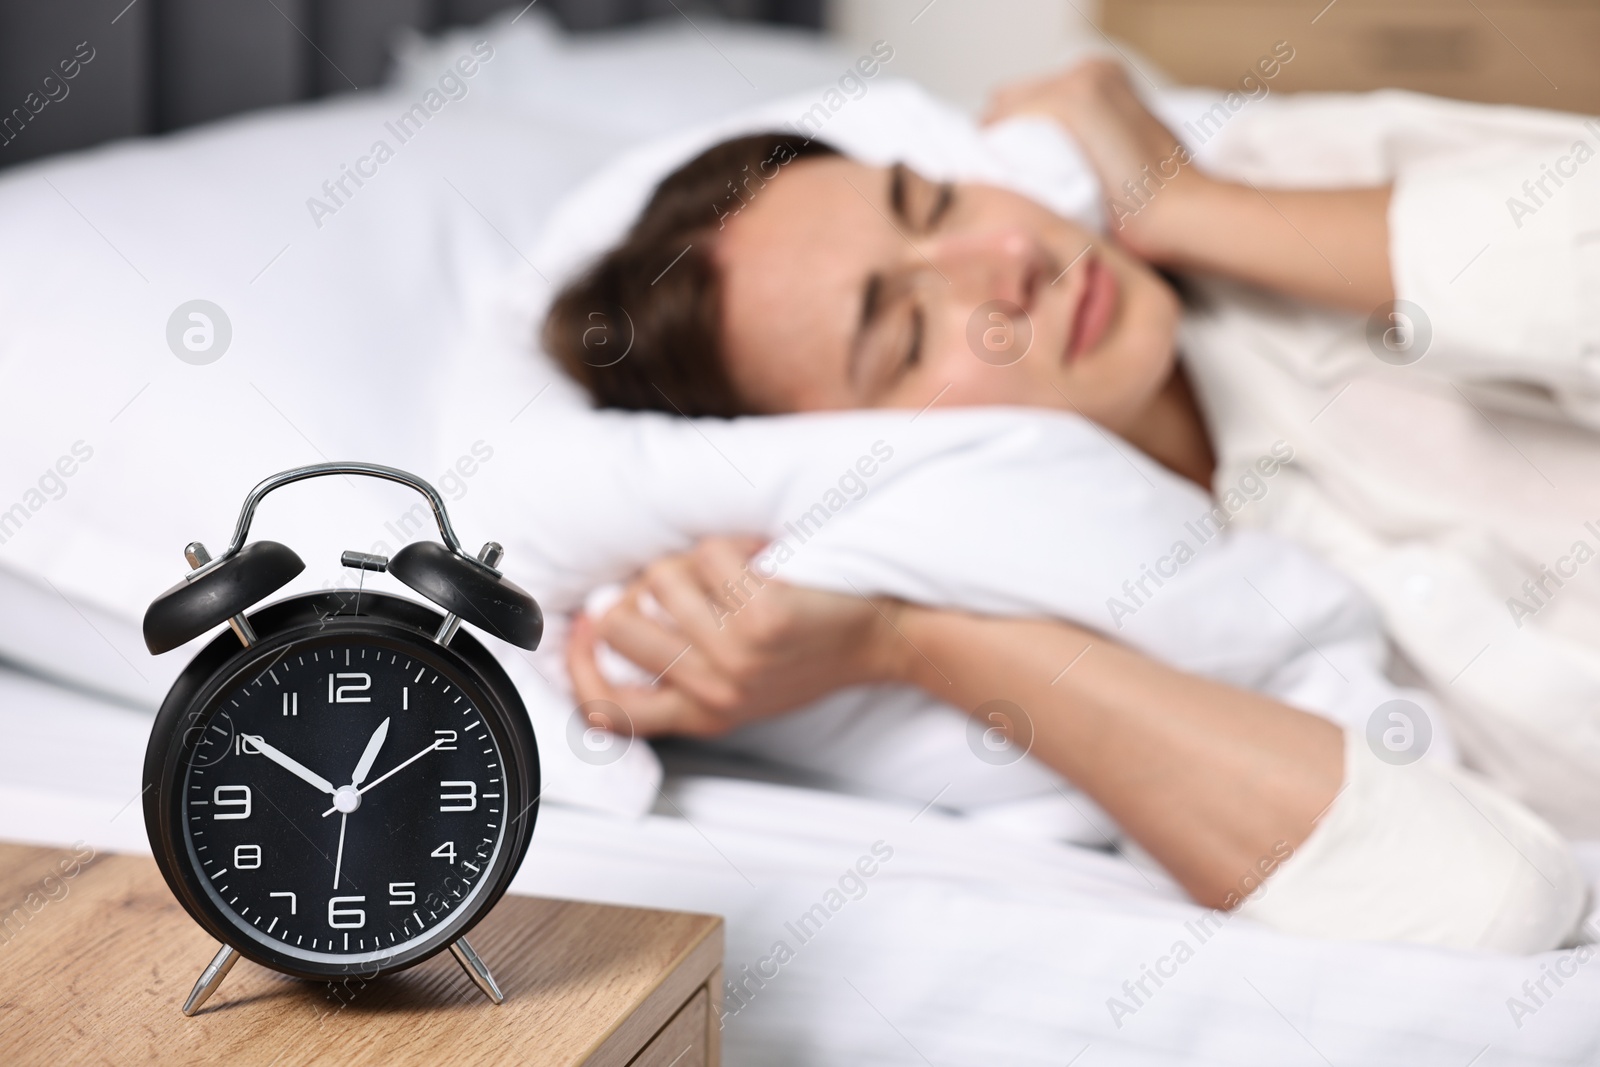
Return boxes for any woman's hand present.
[567,536,910,737]
[984,56,1394,313]
[983,57,1210,263]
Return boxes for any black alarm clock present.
[140,462,543,1016]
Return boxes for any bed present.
[1,11,1597,1065]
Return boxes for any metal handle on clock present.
[185,462,490,584]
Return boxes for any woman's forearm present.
[1150,179,1394,314]
[887,606,1342,908]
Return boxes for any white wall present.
[826,0,1148,112]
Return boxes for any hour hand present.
[350,717,390,787]
[243,734,336,795]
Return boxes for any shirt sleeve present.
[1389,124,1600,427]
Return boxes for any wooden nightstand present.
[0,842,722,1066]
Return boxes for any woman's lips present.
[1064,255,1120,363]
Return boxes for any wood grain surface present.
[631,987,709,1067]
[0,842,722,1067]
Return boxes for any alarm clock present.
[140,462,543,1016]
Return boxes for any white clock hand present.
[350,717,390,787]
[244,735,336,796]
[333,812,348,890]
[321,739,441,817]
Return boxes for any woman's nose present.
[922,227,1046,309]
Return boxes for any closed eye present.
[902,305,924,372]
[926,182,954,229]
[853,290,922,397]
[889,164,955,232]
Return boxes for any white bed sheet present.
[4,664,1597,1066]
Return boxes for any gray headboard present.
[0,0,822,169]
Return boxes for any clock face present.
[179,634,512,967]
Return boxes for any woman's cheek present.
[1061,326,1178,426]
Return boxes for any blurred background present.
[3,0,1595,171]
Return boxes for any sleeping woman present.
[541,60,1597,952]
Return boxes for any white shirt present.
[1181,90,1600,836]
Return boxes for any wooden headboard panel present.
[0,0,822,169]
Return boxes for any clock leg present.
[449,936,505,1005]
[181,944,240,1016]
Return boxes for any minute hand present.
[244,735,336,795]
[321,740,440,817]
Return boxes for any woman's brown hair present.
[542,132,839,418]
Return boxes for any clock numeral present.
[233,844,262,869]
[328,895,366,929]
[213,785,252,820]
[269,891,297,915]
[433,729,457,751]
[329,672,371,703]
[388,882,416,906]
[439,781,477,812]
[234,735,262,757]
[431,841,457,864]
[282,692,298,716]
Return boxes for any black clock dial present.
[179,635,510,967]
